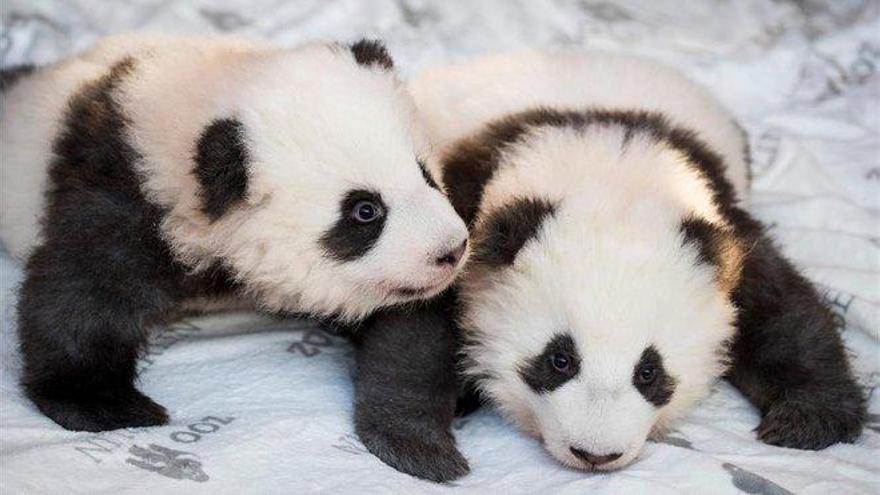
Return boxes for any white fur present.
[411,52,745,470]
[0,34,468,321]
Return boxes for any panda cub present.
[0,34,469,434]
[410,51,865,471]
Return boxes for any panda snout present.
[434,238,468,267]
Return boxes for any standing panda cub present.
[0,34,469,434]
[410,51,865,471]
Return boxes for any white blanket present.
[1,1,878,493]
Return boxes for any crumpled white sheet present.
[0,1,878,493]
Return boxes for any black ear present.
[680,216,743,292]
[473,197,557,267]
[349,39,394,70]
[194,118,250,221]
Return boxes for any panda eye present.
[352,200,383,223]
[520,334,580,393]
[636,365,657,385]
[550,352,572,374]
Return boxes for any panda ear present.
[349,39,394,70]
[194,117,250,221]
[679,216,743,293]
[473,197,557,267]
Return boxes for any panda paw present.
[757,392,864,450]
[356,422,470,483]
[29,387,169,432]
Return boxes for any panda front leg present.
[17,240,173,432]
[725,231,866,450]
[351,296,470,482]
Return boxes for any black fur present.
[518,333,580,394]
[418,159,440,191]
[454,378,485,417]
[669,121,867,448]
[576,111,864,447]
[680,217,728,268]
[0,64,35,92]
[17,58,238,432]
[352,294,469,482]
[734,121,753,187]
[441,108,582,225]
[725,223,866,449]
[194,118,250,221]
[349,39,394,70]
[319,189,387,262]
[679,215,742,291]
[445,106,865,450]
[632,346,676,407]
[440,108,742,226]
[472,197,556,268]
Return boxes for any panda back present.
[409,50,749,199]
[0,33,269,261]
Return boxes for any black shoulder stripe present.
[734,121,753,187]
[441,107,743,231]
[40,54,241,305]
[664,125,740,218]
[680,217,728,268]
[441,108,585,225]
[562,108,741,220]
[679,216,743,292]
[349,39,394,70]
[418,159,440,191]
[473,197,557,268]
[51,57,138,180]
[194,118,250,221]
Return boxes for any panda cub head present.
[128,39,468,321]
[454,110,744,471]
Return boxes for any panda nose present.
[435,239,467,267]
[569,448,622,466]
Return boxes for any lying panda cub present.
[0,34,469,442]
[410,51,866,471]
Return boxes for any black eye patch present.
[319,189,387,262]
[632,345,676,407]
[519,333,581,394]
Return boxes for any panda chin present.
[556,448,636,473]
[387,271,459,300]
[390,281,446,299]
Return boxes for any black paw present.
[757,394,864,450]
[30,388,169,432]
[356,423,470,483]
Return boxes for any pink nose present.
[435,239,467,267]
[570,448,622,466]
